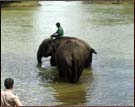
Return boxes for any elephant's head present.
[37,38,53,66]
[37,37,68,64]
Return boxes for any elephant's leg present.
[59,69,65,77]
[66,65,80,83]
[57,64,65,77]
[85,53,93,68]
[76,67,83,82]
[67,60,80,83]
[64,66,74,83]
[50,57,56,66]
[67,73,74,83]
[85,58,90,68]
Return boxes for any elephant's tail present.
[91,48,97,54]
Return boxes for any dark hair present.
[4,78,14,89]
[56,22,60,27]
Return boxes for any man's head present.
[56,22,60,27]
[4,78,14,89]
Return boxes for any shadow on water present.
[37,65,94,105]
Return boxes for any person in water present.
[1,78,23,106]
[51,22,64,41]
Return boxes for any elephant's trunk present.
[37,48,42,65]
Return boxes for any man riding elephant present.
[51,22,64,41]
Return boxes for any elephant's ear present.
[51,43,56,52]
[48,38,52,44]
[48,41,51,45]
[49,44,56,57]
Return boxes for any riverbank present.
[1,1,40,8]
[82,0,134,4]
[1,0,133,8]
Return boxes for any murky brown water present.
[1,1,134,106]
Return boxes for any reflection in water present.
[38,66,93,105]
[52,83,87,105]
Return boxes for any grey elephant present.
[37,37,97,83]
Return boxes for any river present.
[1,1,134,106]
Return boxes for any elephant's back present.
[55,41,89,64]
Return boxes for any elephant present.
[37,37,96,67]
[37,37,97,83]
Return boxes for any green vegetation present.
[1,1,40,7]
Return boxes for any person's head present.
[4,78,14,89]
[56,22,60,28]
